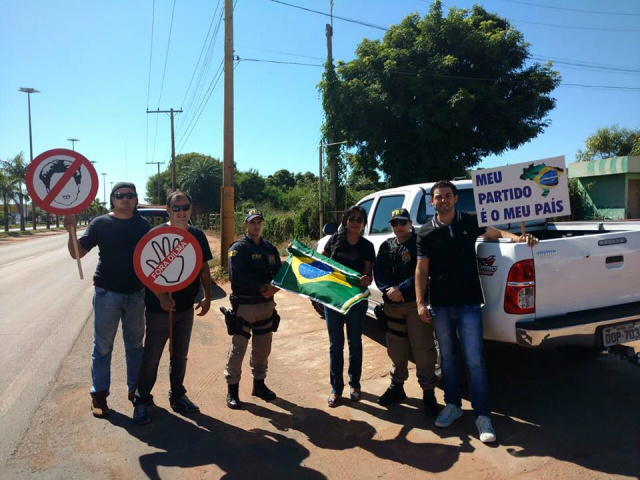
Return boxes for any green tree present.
[178,154,222,218]
[266,169,296,191]
[3,153,29,231]
[0,169,13,232]
[576,125,640,162]
[236,169,266,205]
[319,1,560,186]
[145,153,222,209]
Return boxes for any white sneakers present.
[435,404,463,427]
[475,415,497,443]
[435,404,497,443]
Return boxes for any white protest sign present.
[134,226,203,293]
[471,156,571,226]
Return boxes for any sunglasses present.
[390,220,408,227]
[114,192,136,199]
[348,217,364,223]
[170,204,191,212]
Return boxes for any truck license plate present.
[603,322,640,347]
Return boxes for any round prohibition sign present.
[134,226,203,293]
[26,148,99,216]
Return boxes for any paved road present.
[0,231,97,462]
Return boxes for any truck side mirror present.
[323,222,338,236]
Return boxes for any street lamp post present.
[318,140,347,235]
[101,173,107,208]
[19,87,40,230]
[67,138,79,151]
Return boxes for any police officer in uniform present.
[373,208,438,416]
[224,209,282,409]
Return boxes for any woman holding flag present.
[322,206,375,407]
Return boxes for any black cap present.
[111,182,137,195]
[390,208,411,222]
[245,208,264,222]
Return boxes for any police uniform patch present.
[229,249,238,257]
[401,251,411,264]
[252,253,262,260]
[268,255,276,265]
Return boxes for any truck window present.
[370,195,405,234]
[422,188,476,220]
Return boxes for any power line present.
[239,55,640,91]
[268,0,388,31]
[239,57,324,67]
[180,0,224,109]
[235,44,324,61]
[502,0,640,17]
[157,0,178,108]
[506,17,640,32]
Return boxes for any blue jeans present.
[324,301,367,395]
[91,287,146,394]
[430,305,491,417]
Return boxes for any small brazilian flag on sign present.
[272,239,370,314]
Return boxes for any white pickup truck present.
[318,180,640,351]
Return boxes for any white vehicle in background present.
[318,180,640,352]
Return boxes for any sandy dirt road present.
[1,233,639,479]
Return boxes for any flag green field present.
[272,239,370,314]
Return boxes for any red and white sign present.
[26,148,99,215]
[134,226,203,292]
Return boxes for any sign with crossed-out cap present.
[134,226,203,292]
[26,148,99,215]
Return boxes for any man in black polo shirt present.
[415,180,537,443]
[132,189,212,425]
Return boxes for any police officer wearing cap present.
[64,182,151,418]
[224,209,282,409]
[373,208,438,416]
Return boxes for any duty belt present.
[231,294,270,305]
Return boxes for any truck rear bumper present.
[515,301,640,349]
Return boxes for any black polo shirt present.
[416,211,486,307]
[228,235,282,297]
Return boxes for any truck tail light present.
[504,259,535,314]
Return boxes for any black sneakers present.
[133,403,150,425]
[170,395,200,413]
[378,382,407,406]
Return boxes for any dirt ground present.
[2,231,640,479]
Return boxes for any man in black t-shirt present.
[415,180,537,443]
[64,182,151,418]
[373,208,438,416]
[132,190,212,425]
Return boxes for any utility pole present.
[220,0,235,268]
[325,3,339,222]
[101,173,107,206]
[19,87,39,230]
[147,108,182,189]
[146,161,165,204]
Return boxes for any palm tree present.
[0,169,13,232]
[3,153,28,231]
[178,154,222,220]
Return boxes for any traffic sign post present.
[26,148,99,280]
[134,226,203,357]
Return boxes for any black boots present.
[227,384,241,409]
[423,389,439,417]
[378,382,407,406]
[252,379,276,401]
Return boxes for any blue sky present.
[2,0,639,203]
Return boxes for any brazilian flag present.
[272,239,370,314]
